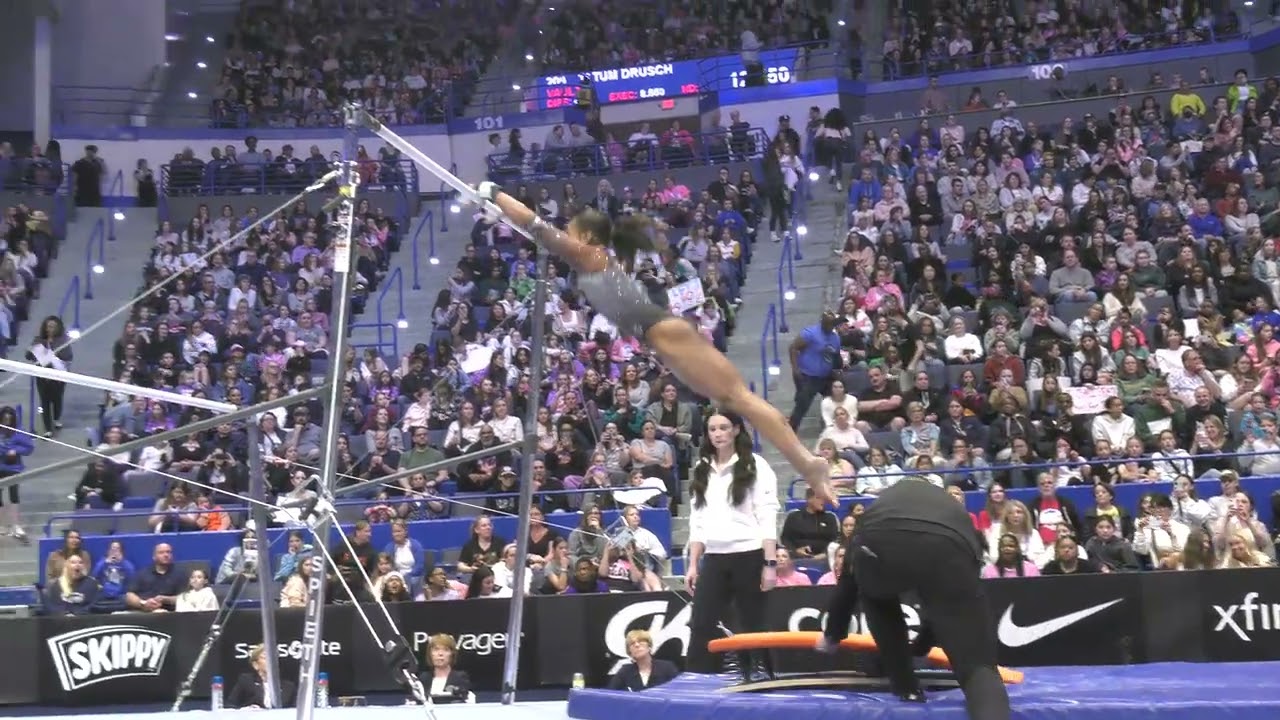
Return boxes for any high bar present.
[0,358,237,414]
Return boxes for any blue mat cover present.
[567,662,1280,719]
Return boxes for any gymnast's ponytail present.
[573,209,655,272]
[689,411,757,510]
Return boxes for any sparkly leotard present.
[528,217,670,339]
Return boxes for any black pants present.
[767,190,789,232]
[789,373,831,429]
[0,471,16,506]
[687,549,767,673]
[827,529,1010,720]
[35,378,65,433]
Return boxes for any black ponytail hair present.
[689,411,756,510]
[571,208,655,272]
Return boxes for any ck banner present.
[38,612,198,706]
[1197,567,1280,662]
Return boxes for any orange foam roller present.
[707,631,1024,684]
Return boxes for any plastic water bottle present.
[572,673,585,689]
[210,676,224,711]
[317,672,330,709]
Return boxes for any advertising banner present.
[38,613,193,706]
[1197,568,1280,661]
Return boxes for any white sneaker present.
[12,526,28,544]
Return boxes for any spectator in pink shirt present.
[982,533,1041,578]
[816,545,845,585]
[772,548,812,587]
[658,175,690,205]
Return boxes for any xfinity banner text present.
[536,48,800,109]
[13,568,1280,706]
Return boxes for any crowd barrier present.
[158,159,421,197]
[37,506,672,578]
[485,126,771,181]
[1,568,1275,706]
[785,467,1280,528]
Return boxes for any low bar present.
[0,358,236,413]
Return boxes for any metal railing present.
[373,267,407,359]
[439,162,457,233]
[776,236,797,334]
[758,303,781,406]
[83,220,106,299]
[486,126,771,182]
[159,159,420,197]
[0,160,71,195]
[58,276,81,335]
[410,211,437,290]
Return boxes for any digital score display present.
[536,49,798,110]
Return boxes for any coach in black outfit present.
[228,645,296,709]
[820,480,1010,720]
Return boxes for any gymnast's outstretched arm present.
[479,184,836,504]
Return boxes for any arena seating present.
[881,1,1243,78]
[531,0,828,73]
[0,151,71,357]
[210,0,511,128]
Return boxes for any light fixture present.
[113,211,125,221]
[396,317,409,330]
[808,171,819,182]
[197,61,208,69]
[525,53,534,62]
[187,91,198,99]
[796,225,808,237]
[429,257,440,266]
[164,33,181,41]
[205,35,215,43]
[92,264,105,274]
[512,83,522,91]
[837,19,846,26]
[767,365,781,376]
[784,289,796,301]
[67,328,81,340]
[449,203,461,214]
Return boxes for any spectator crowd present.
[881,0,1242,79]
[210,0,511,128]
[782,64,1280,574]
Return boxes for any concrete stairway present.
[346,208,472,361]
[0,208,161,582]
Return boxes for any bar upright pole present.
[248,424,282,709]
[500,252,550,703]
[296,103,362,720]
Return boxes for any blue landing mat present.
[567,662,1280,720]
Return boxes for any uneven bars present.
[0,359,237,414]
[0,387,327,490]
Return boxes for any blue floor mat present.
[568,662,1280,719]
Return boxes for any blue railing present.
[776,237,796,334]
[58,276,81,334]
[759,303,780,406]
[105,170,125,215]
[52,195,67,239]
[485,127,771,182]
[353,267,407,359]
[158,159,421,197]
[83,219,106,299]
[439,162,457,233]
[348,322,399,360]
[411,211,437,290]
[157,191,169,223]
[24,381,35,433]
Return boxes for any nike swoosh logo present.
[997,599,1123,648]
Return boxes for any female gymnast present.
[475,181,836,504]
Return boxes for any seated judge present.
[419,633,474,704]
[228,644,297,709]
[607,629,679,691]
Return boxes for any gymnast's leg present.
[644,316,833,499]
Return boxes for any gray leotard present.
[577,264,671,340]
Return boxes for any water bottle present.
[210,676,224,711]
[317,672,330,709]
[571,672,585,689]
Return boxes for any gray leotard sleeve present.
[577,264,671,340]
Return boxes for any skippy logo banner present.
[46,626,172,692]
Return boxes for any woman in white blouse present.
[1091,396,1137,450]
[486,398,523,444]
[820,379,859,428]
[985,501,1049,566]
[943,315,983,363]
[400,386,432,434]
[853,447,902,496]
[1169,475,1214,529]
[443,402,483,452]
[1210,493,1276,563]
[1133,495,1191,566]
[817,406,869,459]
[684,412,780,674]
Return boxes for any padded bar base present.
[708,631,1025,684]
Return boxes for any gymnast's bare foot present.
[802,456,838,507]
